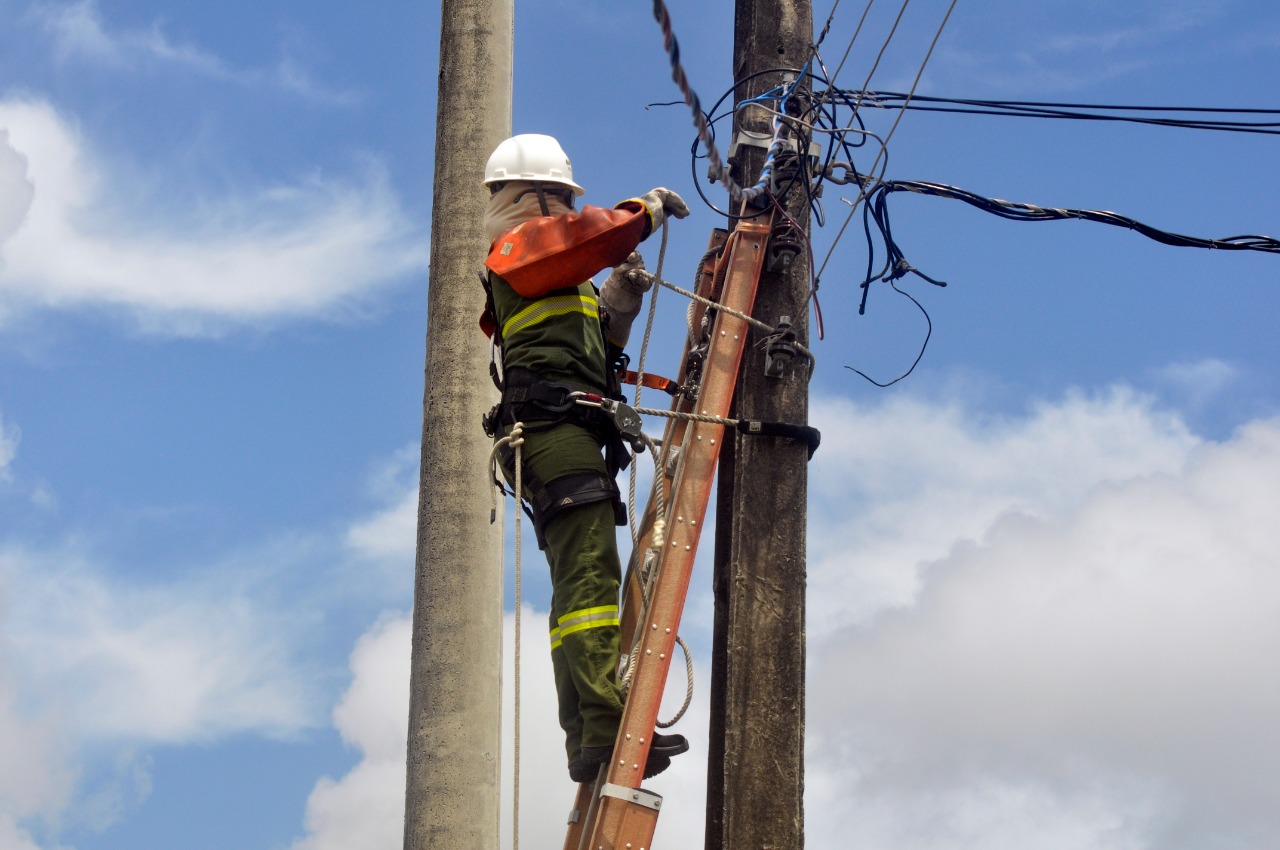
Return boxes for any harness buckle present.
[482,404,501,438]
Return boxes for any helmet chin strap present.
[512,185,570,216]
[509,184,550,216]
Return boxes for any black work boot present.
[568,733,689,783]
[650,732,689,758]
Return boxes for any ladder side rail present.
[585,218,772,850]
[568,230,729,850]
[618,230,729,648]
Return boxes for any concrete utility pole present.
[404,2,512,849]
[706,1,813,848]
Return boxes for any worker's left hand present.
[607,252,653,296]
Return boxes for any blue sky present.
[3,1,1280,848]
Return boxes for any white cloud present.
[0,130,35,247]
[289,604,713,850]
[807,386,1199,634]
[32,1,359,104]
[1156,358,1239,408]
[0,540,329,842]
[1,545,323,744]
[9,383,1270,849]
[299,386,1259,850]
[292,614,410,850]
[0,98,425,334]
[346,489,418,563]
[0,650,74,826]
[0,410,17,479]
[808,415,1280,849]
[345,446,421,565]
[0,815,43,850]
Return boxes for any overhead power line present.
[843,91,1280,135]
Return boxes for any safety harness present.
[480,269,642,549]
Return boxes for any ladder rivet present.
[646,649,652,655]
[625,733,632,741]
[651,624,658,630]
[660,653,666,660]
[685,545,691,551]
[665,628,671,634]
[639,736,646,743]
[632,763,639,770]
[709,439,716,445]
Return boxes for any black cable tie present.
[735,419,822,459]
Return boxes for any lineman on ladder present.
[479,134,692,782]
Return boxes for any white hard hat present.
[483,133,585,196]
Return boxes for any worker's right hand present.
[637,187,690,233]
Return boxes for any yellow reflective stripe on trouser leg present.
[502,293,599,339]
[556,604,620,640]
[549,625,562,651]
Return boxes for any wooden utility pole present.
[404,1,512,848]
[706,2,813,849]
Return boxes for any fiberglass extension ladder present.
[562,211,774,850]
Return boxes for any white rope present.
[627,221,670,544]
[487,423,525,850]
[634,406,738,427]
[657,636,695,728]
[656,276,816,365]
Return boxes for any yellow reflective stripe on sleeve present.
[556,604,620,639]
[502,293,599,340]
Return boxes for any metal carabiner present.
[573,393,646,452]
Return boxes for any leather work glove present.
[636,187,690,233]
[606,252,653,298]
[599,252,652,348]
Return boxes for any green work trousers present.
[503,421,626,765]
